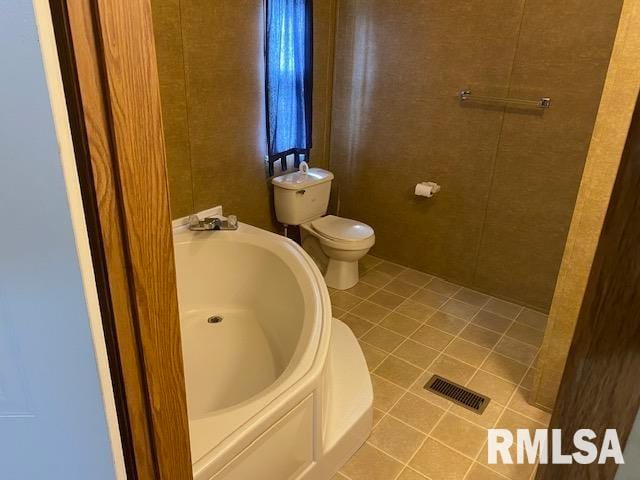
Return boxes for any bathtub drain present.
[207,315,223,324]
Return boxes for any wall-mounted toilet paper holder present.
[415,181,441,198]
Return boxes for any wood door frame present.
[48,0,192,478]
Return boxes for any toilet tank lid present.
[311,215,374,242]
[271,167,334,190]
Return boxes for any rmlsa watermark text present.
[487,429,624,465]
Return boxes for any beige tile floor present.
[329,256,551,480]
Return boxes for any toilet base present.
[324,259,359,290]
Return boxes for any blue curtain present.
[265,0,313,175]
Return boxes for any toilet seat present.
[311,215,374,242]
[308,215,375,251]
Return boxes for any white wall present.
[0,2,121,478]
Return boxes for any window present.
[265,0,313,175]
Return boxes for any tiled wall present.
[330,0,623,311]
[151,0,337,228]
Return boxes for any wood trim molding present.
[59,0,192,478]
[91,0,192,475]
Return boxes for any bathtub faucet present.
[188,214,238,231]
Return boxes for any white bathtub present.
[173,208,373,480]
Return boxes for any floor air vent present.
[424,375,489,414]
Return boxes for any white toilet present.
[272,165,375,290]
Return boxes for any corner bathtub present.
[173,212,372,480]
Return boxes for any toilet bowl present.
[300,215,375,290]
[272,165,375,289]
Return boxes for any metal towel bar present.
[459,89,551,109]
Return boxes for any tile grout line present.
[349,275,545,418]
[348,289,546,425]
[358,315,539,372]
[397,286,496,479]
[464,303,550,479]
[461,309,523,479]
[341,279,543,366]
[337,257,549,479]
[368,357,549,432]
[467,304,523,384]
[359,347,457,479]
[355,312,539,374]
[364,282,490,478]
[406,295,526,479]
[346,263,417,437]
[337,257,418,478]
[405,290,541,474]
[474,334,549,434]
[338,280,540,370]
[347,269,409,349]
[344,264,447,477]
[391,379,463,480]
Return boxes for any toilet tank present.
[272,168,334,225]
